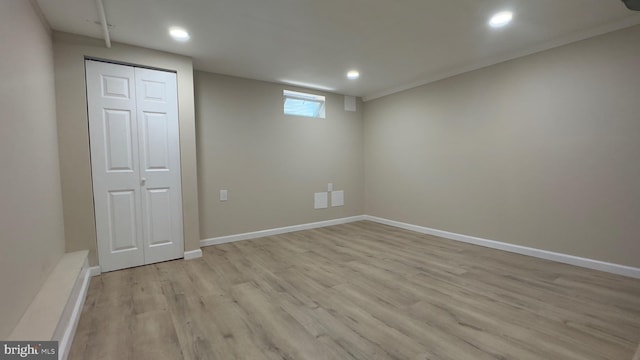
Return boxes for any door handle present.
[141,178,147,186]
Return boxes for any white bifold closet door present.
[86,60,184,272]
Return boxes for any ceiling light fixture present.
[489,11,513,28]
[347,70,360,80]
[169,26,190,41]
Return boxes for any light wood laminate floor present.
[69,221,640,360]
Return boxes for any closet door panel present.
[86,60,145,272]
[135,67,184,264]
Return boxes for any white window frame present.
[283,90,326,118]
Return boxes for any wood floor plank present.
[406,273,633,359]
[200,294,290,360]
[231,281,338,360]
[69,221,640,360]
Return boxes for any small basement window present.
[283,90,326,118]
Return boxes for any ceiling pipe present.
[95,0,111,48]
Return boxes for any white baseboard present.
[198,214,640,279]
[201,215,367,247]
[57,259,92,360]
[88,266,101,277]
[364,215,640,279]
[184,249,203,260]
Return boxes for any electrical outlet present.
[328,183,334,192]
[220,189,228,201]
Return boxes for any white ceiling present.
[37,0,640,100]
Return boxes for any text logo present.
[1,342,57,359]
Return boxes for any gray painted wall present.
[0,0,66,338]
[364,25,640,267]
[195,72,364,239]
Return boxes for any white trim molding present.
[364,215,640,279]
[88,266,102,277]
[57,260,92,360]
[201,216,366,247]
[184,249,203,260]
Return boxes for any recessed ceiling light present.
[347,70,360,80]
[489,11,513,28]
[169,26,190,41]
